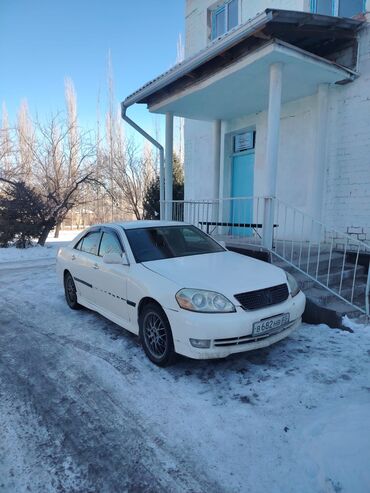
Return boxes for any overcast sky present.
[0,0,185,138]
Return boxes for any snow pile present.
[342,314,367,331]
[0,229,82,263]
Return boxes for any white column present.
[263,62,283,250]
[212,120,221,222]
[165,112,174,221]
[218,120,226,223]
[159,147,165,220]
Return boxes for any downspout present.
[121,101,165,219]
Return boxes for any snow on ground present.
[0,229,82,263]
[0,240,369,492]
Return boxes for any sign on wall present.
[234,131,255,153]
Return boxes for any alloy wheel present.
[143,312,168,359]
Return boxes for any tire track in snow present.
[0,288,221,493]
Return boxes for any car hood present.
[142,251,288,301]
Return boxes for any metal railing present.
[169,196,267,247]
[273,198,370,316]
[164,196,370,316]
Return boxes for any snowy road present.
[0,257,370,492]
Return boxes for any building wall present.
[325,23,370,239]
[184,0,370,238]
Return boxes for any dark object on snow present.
[303,298,353,332]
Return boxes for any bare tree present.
[1,60,165,246]
[16,100,34,180]
[15,82,98,245]
[0,103,14,178]
[105,50,118,221]
[52,78,79,237]
[110,136,155,220]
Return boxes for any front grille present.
[234,283,289,311]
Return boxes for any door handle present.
[93,263,99,270]
[71,254,76,261]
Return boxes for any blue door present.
[230,152,254,236]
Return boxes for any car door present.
[72,229,102,304]
[92,228,129,322]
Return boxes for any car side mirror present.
[103,252,128,265]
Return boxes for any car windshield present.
[124,225,225,263]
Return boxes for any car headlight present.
[175,289,236,313]
[286,272,300,297]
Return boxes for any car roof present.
[99,220,188,230]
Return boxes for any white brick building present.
[123,0,370,246]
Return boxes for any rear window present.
[125,225,224,263]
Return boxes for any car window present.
[99,232,123,257]
[125,225,224,263]
[80,231,101,256]
[74,237,84,250]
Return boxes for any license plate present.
[252,313,290,336]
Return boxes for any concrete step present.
[304,285,366,309]
[273,257,364,278]
[271,255,367,320]
[276,265,367,295]
[273,250,343,267]
[318,266,366,285]
[324,299,367,321]
[226,243,367,322]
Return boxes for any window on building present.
[312,0,364,17]
[338,0,364,17]
[315,0,332,15]
[211,0,239,40]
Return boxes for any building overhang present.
[122,8,363,120]
[148,40,357,121]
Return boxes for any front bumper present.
[165,290,306,359]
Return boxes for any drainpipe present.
[121,102,165,219]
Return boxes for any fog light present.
[190,338,211,349]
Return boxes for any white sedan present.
[57,221,306,366]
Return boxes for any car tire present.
[139,303,176,366]
[64,271,81,310]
